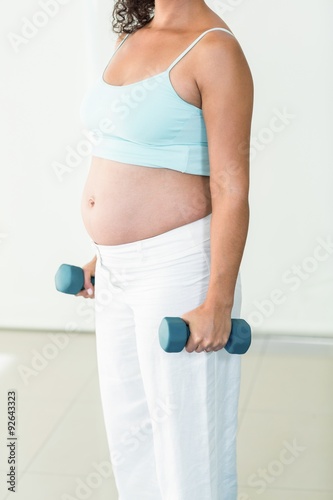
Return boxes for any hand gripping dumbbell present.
[55,264,95,295]
[159,317,251,354]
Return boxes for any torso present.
[81,16,231,245]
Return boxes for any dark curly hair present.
[112,0,155,34]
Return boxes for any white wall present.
[0,0,98,332]
[214,0,333,334]
[1,0,332,335]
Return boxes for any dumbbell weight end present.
[55,264,95,295]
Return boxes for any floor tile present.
[237,410,333,492]
[0,330,332,499]
[0,471,117,500]
[27,399,110,476]
[239,334,333,414]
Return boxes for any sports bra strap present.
[112,27,234,71]
[113,33,130,55]
[167,27,234,72]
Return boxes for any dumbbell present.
[55,264,95,295]
[159,317,251,354]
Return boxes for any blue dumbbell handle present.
[159,317,251,354]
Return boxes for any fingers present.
[183,319,203,353]
[187,342,224,353]
[75,288,94,299]
[83,264,93,287]
[75,262,96,299]
[186,341,215,353]
[185,335,209,353]
[185,330,226,353]
[83,267,95,298]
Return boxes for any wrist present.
[204,280,236,312]
[203,294,233,313]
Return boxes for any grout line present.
[239,485,333,493]
[253,332,333,345]
[1,327,333,339]
[237,334,273,431]
[0,367,97,500]
[0,327,94,335]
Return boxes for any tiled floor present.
[0,330,332,500]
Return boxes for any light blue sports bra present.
[80,27,234,176]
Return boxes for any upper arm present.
[196,33,254,198]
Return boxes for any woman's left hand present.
[181,302,232,353]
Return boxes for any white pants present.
[92,213,242,500]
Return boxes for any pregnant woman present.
[78,0,253,498]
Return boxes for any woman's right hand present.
[75,255,97,299]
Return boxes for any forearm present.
[205,194,249,310]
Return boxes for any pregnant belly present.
[81,158,212,245]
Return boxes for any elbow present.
[210,181,249,204]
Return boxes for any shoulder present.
[194,30,254,110]
[195,28,253,94]
[198,30,251,78]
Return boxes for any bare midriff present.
[80,156,212,245]
[78,19,236,245]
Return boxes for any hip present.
[91,211,242,316]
